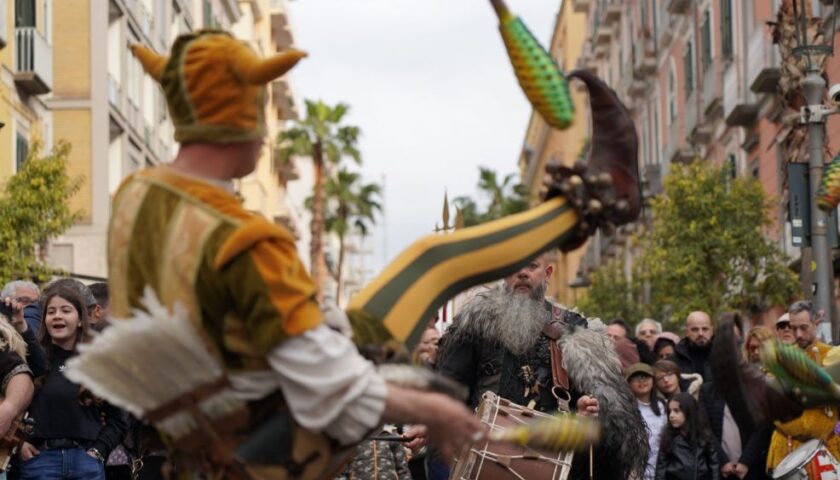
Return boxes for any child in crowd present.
[626,363,668,480]
[655,392,720,480]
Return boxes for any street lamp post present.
[791,0,840,342]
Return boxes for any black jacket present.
[670,338,713,382]
[698,382,771,479]
[655,434,721,480]
[28,346,129,457]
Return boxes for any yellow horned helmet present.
[131,30,306,144]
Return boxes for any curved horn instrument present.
[346,72,641,347]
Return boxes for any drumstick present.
[488,412,600,452]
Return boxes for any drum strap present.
[543,315,571,412]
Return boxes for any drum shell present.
[773,439,840,480]
[450,393,572,480]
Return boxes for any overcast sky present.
[286,0,559,275]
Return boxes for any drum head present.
[773,439,821,479]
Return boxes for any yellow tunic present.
[108,166,322,371]
[767,340,840,471]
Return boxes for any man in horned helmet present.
[111,31,483,478]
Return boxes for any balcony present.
[573,0,590,14]
[629,80,647,99]
[633,40,657,79]
[594,24,613,46]
[272,78,298,120]
[604,3,622,26]
[667,0,692,14]
[723,64,758,126]
[685,91,698,138]
[270,1,295,49]
[14,27,52,94]
[747,28,781,93]
[594,42,609,59]
[702,63,722,117]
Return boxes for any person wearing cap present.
[774,313,795,345]
[626,362,667,480]
[105,31,484,478]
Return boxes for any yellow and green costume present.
[767,341,840,471]
[109,167,321,369]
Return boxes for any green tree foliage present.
[577,257,644,322]
[453,167,530,226]
[276,100,361,296]
[0,141,82,282]
[579,161,798,330]
[321,168,382,299]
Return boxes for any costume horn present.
[568,69,641,226]
[130,45,168,82]
[228,40,307,85]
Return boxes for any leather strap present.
[543,308,570,392]
[549,340,569,391]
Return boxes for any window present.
[701,10,712,71]
[726,153,738,179]
[721,0,733,59]
[684,40,694,95]
[653,99,660,165]
[668,66,676,123]
[15,0,35,27]
[0,0,7,48]
[15,132,28,172]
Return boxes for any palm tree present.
[322,168,382,300]
[454,167,530,227]
[276,100,361,298]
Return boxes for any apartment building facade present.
[20,0,303,279]
[0,0,53,181]
[565,0,812,300]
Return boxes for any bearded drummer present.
[426,252,648,480]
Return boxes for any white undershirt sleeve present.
[230,324,387,445]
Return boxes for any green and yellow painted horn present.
[347,24,641,347]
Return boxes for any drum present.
[449,392,572,480]
[773,439,840,480]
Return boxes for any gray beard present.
[490,288,549,356]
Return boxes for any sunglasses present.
[776,322,791,331]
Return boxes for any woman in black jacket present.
[17,286,128,480]
[656,392,720,480]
